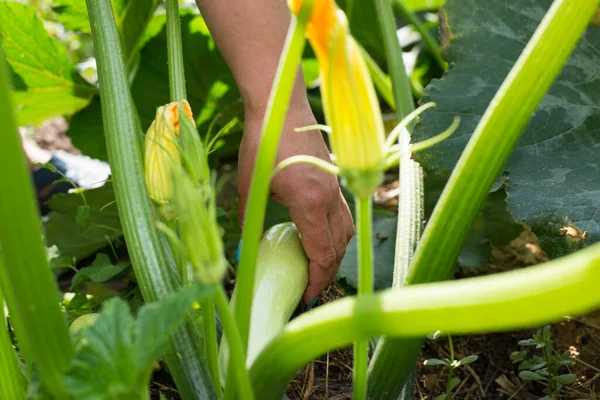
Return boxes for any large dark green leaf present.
[45,182,122,262]
[423,174,523,268]
[67,11,242,161]
[0,2,96,125]
[413,0,600,258]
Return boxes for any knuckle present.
[303,190,328,209]
[314,249,337,270]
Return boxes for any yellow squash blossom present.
[291,0,386,194]
[144,100,193,218]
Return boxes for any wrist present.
[242,67,312,127]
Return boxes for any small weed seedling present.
[510,325,576,400]
[424,332,479,399]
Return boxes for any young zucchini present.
[218,222,309,380]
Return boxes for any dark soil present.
[35,120,600,400]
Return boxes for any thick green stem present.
[393,0,447,70]
[249,242,600,399]
[353,196,374,399]
[85,1,215,398]
[234,0,314,350]
[0,51,72,398]
[165,0,187,101]
[0,276,25,400]
[203,297,222,398]
[373,0,414,120]
[368,1,600,398]
[215,287,254,400]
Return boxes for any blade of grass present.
[249,241,600,399]
[0,50,72,398]
[85,1,216,398]
[367,0,600,398]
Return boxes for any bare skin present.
[196,0,355,304]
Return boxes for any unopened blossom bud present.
[290,0,385,196]
[171,167,226,285]
[144,100,193,218]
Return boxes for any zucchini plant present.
[0,0,599,399]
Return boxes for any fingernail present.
[306,297,318,311]
[235,240,242,264]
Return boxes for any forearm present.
[195,0,310,117]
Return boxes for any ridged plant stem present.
[85,1,215,398]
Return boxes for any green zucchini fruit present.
[218,222,309,381]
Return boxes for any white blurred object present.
[53,150,111,190]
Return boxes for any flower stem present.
[215,286,254,400]
[353,195,374,399]
[203,297,222,398]
[165,0,187,101]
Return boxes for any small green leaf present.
[456,354,478,367]
[448,377,461,390]
[518,339,535,347]
[76,205,91,223]
[134,285,216,370]
[424,358,449,366]
[519,371,546,381]
[530,361,547,371]
[555,374,576,385]
[434,394,447,400]
[509,351,527,363]
[70,253,130,290]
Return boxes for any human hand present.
[237,105,355,304]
